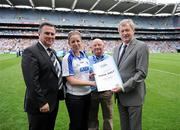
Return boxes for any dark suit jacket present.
[21,42,63,114]
[113,38,149,106]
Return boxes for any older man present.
[112,19,149,130]
[88,38,113,130]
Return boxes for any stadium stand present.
[0,0,180,54]
[0,8,177,29]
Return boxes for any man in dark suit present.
[21,22,64,130]
[112,19,149,130]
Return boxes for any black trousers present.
[27,104,59,130]
[65,93,91,130]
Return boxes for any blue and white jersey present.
[88,54,110,91]
[62,50,91,95]
[88,54,110,66]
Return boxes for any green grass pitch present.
[0,53,180,130]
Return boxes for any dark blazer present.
[21,42,63,114]
[113,38,149,106]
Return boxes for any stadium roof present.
[0,0,180,16]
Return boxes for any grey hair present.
[91,38,104,46]
[118,19,135,31]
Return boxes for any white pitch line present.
[150,68,180,76]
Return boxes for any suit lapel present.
[37,42,57,77]
[120,39,136,65]
[117,44,122,63]
[53,50,63,77]
[116,44,122,67]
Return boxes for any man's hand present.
[40,103,50,113]
[90,81,96,86]
[111,85,122,93]
[89,72,95,80]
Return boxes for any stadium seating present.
[0,8,179,54]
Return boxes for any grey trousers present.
[117,102,142,130]
[88,90,113,130]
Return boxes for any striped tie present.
[47,48,63,89]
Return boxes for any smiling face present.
[118,20,135,44]
[38,25,56,47]
[91,39,104,57]
[68,34,82,54]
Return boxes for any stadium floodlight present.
[123,12,135,16]
[138,13,153,16]
[74,9,88,13]
[107,11,120,15]
[174,12,180,15]
[90,10,105,14]
[156,13,172,16]
[14,5,32,9]
[0,4,11,8]
[35,7,52,10]
[55,8,71,11]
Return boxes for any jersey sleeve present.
[62,54,74,77]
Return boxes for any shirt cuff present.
[121,85,125,92]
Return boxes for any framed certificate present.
[93,56,123,92]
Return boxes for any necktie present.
[47,48,63,89]
[119,44,127,63]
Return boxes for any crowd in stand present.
[1,30,180,40]
[146,41,179,53]
[0,38,179,54]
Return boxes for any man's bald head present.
[91,38,105,56]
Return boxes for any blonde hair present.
[68,30,82,44]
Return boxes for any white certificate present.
[93,56,123,92]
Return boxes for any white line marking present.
[150,68,180,76]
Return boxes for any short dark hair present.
[38,22,56,33]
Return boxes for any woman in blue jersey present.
[62,30,96,130]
